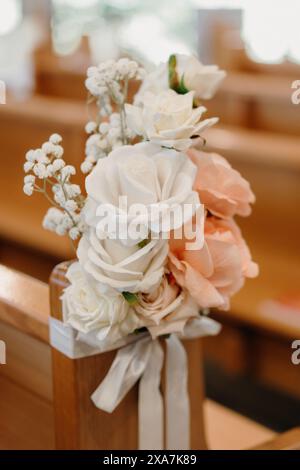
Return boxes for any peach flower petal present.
[188,149,255,218]
[169,216,258,310]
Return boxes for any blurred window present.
[51,0,300,65]
[242,0,300,64]
[0,0,22,36]
[51,0,195,63]
[195,0,300,64]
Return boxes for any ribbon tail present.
[166,335,190,450]
[91,336,152,413]
[139,340,164,450]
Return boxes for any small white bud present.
[49,134,62,144]
[25,150,36,162]
[99,122,109,134]
[52,145,64,159]
[24,175,35,184]
[85,121,97,134]
[33,163,47,179]
[23,183,34,196]
[34,149,46,161]
[61,165,76,179]
[81,161,93,174]
[65,200,78,212]
[69,227,80,240]
[42,142,56,154]
[24,161,34,173]
[66,184,81,198]
[61,214,73,230]
[52,159,65,171]
[46,164,54,177]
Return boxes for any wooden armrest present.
[0,265,49,343]
[250,428,300,450]
[205,400,275,450]
[205,125,300,171]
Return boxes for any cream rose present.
[77,231,168,294]
[176,54,226,100]
[134,275,199,339]
[84,142,201,243]
[134,54,225,103]
[62,262,141,342]
[126,90,218,151]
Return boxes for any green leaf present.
[138,238,151,249]
[134,327,148,335]
[168,54,179,91]
[176,74,189,95]
[122,292,139,305]
[169,54,177,69]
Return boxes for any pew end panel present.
[49,262,208,450]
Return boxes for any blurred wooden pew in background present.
[34,39,90,101]
[0,94,86,280]
[33,39,139,103]
[206,19,300,136]
[208,73,300,136]
[203,125,300,399]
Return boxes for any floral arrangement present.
[23,54,258,349]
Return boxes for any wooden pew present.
[208,72,300,136]
[1,262,300,450]
[0,265,54,449]
[33,42,139,103]
[207,22,300,135]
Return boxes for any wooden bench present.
[207,72,300,136]
[0,262,299,449]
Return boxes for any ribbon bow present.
[50,316,220,450]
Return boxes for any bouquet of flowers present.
[23,54,258,347]
[23,54,258,449]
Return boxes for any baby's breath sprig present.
[82,58,145,174]
[23,134,86,242]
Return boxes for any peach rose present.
[188,149,255,218]
[169,216,258,310]
[134,274,199,338]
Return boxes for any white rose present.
[134,55,225,103]
[134,275,199,339]
[176,54,226,100]
[62,262,141,343]
[84,142,201,242]
[77,231,168,294]
[126,90,218,151]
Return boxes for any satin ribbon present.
[49,316,221,450]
